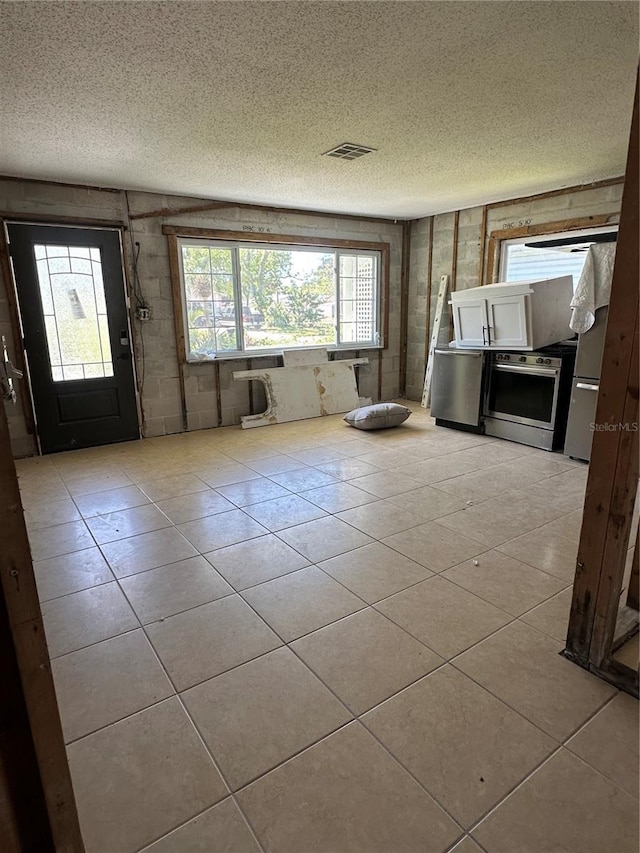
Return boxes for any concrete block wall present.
[405,182,623,401]
[0,179,403,455]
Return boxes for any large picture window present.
[170,232,385,361]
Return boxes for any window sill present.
[185,344,384,364]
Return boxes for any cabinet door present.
[487,295,529,347]
[452,298,488,347]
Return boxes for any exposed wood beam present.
[485,176,623,211]
[565,71,639,676]
[0,212,125,228]
[0,174,122,193]
[142,200,397,225]
[0,225,36,441]
[398,221,412,396]
[423,219,434,366]
[166,235,189,432]
[448,210,460,339]
[214,362,222,426]
[627,525,639,611]
[478,205,488,285]
[0,404,84,851]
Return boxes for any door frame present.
[0,215,142,454]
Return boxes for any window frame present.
[485,214,619,285]
[498,225,619,282]
[164,226,390,362]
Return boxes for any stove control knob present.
[544,358,551,365]
[536,357,544,364]
[519,356,526,362]
[503,354,510,361]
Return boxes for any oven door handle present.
[493,364,558,377]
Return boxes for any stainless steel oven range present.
[483,345,576,450]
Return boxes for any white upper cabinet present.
[451,276,573,350]
[487,294,529,347]
[452,297,488,347]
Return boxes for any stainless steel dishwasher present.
[431,347,485,431]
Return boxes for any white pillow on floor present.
[343,403,412,430]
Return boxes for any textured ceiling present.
[0,1,637,218]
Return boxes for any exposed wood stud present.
[590,318,639,665]
[166,235,188,431]
[398,221,412,396]
[382,242,391,349]
[565,72,639,689]
[478,205,488,285]
[247,359,254,415]
[627,525,639,611]
[486,236,498,284]
[215,362,222,426]
[448,210,460,339]
[423,218,434,365]
[0,404,84,851]
[0,223,37,441]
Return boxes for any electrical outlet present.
[135,306,152,321]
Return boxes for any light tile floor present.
[17,402,639,853]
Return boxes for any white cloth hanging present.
[570,242,617,333]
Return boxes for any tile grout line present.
[464,714,637,845]
[50,521,239,852]
[95,551,271,853]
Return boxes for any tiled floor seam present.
[448,649,620,747]
[133,796,262,853]
[445,836,490,853]
[464,738,637,846]
[440,572,573,619]
[166,693,269,853]
[465,743,567,841]
[112,575,269,853]
[236,573,587,846]
[349,717,468,841]
[556,742,640,797]
[41,524,570,665]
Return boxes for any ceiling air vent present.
[323,143,376,161]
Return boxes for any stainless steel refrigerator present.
[564,307,608,461]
